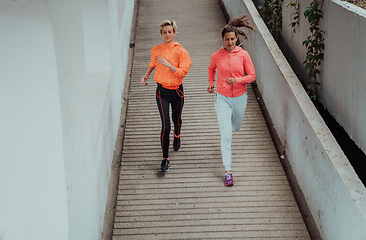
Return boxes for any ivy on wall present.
[302,0,324,102]
[258,0,325,103]
[287,1,299,36]
[257,0,283,41]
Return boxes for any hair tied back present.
[224,14,257,39]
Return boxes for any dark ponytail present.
[221,14,256,39]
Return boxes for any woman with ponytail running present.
[207,15,256,186]
[141,20,192,172]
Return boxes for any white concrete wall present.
[0,0,134,239]
[222,0,366,239]
[280,0,366,154]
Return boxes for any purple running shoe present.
[225,172,234,186]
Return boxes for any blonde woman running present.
[141,20,192,172]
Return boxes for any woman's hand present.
[155,56,170,67]
[226,77,236,85]
[207,85,214,93]
[141,75,148,85]
[156,56,177,73]
[141,66,154,85]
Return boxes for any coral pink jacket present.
[149,42,192,90]
[208,46,255,97]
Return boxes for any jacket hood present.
[219,45,244,54]
[159,42,182,49]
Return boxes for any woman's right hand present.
[207,85,214,93]
[141,75,148,85]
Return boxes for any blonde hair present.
[158,20,177,34]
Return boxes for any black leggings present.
[156,84,184,159]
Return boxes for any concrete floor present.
[112,0,311,239]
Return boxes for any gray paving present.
[112,0,311,239]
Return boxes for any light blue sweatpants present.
[215,92,248,171]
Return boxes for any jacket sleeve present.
[148,47,157,68]
[173,48,192,78]
[235,51,255,84]
[208,54,217,86]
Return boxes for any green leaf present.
[311,1,319,8]
[311,95,319,101]
[308,14,317,23]
[306,54,314,60]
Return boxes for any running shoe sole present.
[160,160,170,172]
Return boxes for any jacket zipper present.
[228,52,233,97]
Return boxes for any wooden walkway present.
[112,0,311,239]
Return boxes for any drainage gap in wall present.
[317,104,366,187]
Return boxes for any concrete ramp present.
[112,0,310,239]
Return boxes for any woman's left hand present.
[207,85,214,93]
[226,77,236,85]
[156,56,170,68]
[156,56,177,73]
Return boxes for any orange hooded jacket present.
[149,42,192,90]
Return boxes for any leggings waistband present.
[157,83,182,90]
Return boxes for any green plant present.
[258,0,283,40]
[287,1,299,35]
[302,0,324,101]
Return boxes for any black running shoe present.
[173,137,180,151]
[160,159,170,172]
